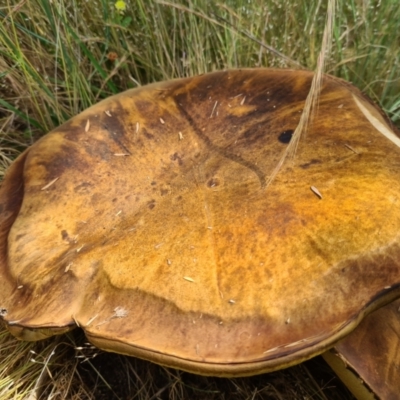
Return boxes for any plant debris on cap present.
[1,69,400,377]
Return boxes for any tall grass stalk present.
[266,0,336,187]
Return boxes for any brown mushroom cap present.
[1,69,400,376]
[324,298,400,399]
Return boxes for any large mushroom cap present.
[1,69,400,376]
[324,298,400,399]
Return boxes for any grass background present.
[0,0,399,398]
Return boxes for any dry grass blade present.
[266,0,336,188]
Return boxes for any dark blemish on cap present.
[207,178,220,188]
[300,159,321,169]
[14,233,26,242]
[278,130,294,144]
[38,144,90,180]
[74,181,93,194]
[170,152,183,166]
[100,103,132,155]
[143,128,154,140]
[135,100,153,114]
[148,200,156,210]
[83,139,112,161]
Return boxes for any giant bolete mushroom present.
[1,69,400,397]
